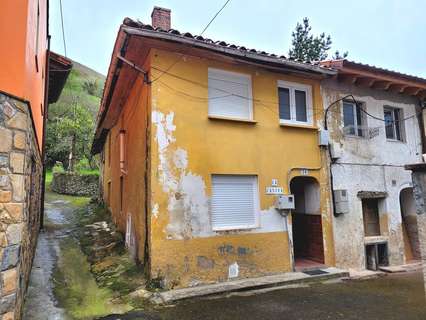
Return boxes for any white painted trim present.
[277,80,313,125]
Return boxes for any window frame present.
[383,106,403,142]
[342,100,366,138]
[277,80,313,126]
[210,174,260,231]
[208,68,253,121]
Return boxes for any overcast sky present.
[49,0,426,78]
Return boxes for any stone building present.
[320,60,426,271]
[0,1,71,319]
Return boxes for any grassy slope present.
[55,60,106,117]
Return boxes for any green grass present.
[54,239,132,319]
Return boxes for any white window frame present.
[277,80,313,125]
[208,68,253,121]
[383,106,404,142]
[210,175,260,231]
[342,100,366,137]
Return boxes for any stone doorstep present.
[379,261,423,273]
[151,267,349,304]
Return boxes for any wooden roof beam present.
[372,80,392,90]
[404,86,423,96]
[388,83,409,94]
[355,77,376,87]
[338,73,358,84]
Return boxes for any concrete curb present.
[150,267,349,304]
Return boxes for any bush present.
[75,158,91,172]
[52,162,65,173]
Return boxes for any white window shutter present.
[211,175,259,230]
[208,68,252,120]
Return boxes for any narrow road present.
[23,199,72,319]
[102,271,426,320]
[23,193,129,319]
[23,194,426,320]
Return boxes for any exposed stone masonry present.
[0,93,42,320]
[51,172,99,197]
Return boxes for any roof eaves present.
[122,24,336,77]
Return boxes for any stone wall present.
[51,172,99,197]
[0,93,43,319]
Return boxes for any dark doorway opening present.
[290,176,324,269]
[400,188,421,261]
[366,243,388,270]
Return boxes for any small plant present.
[52,161,65,173]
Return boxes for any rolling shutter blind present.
[208,68,252,120]
[211,175,258,230]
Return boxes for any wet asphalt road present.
[100,271,426,320]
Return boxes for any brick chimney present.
[151,6,171,30]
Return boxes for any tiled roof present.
[122,18,335,76]
[320,59,426,84]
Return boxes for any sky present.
[49,0,426,78]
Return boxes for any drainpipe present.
[416,99,426,156]
[40,33,51,230]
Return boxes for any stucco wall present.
[321,79,423,269]
[102,68,151,263]
[0,0,48,150]
[147,49,335,288]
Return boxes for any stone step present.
[151,267,349,304]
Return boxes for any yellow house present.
[92,7,337,289]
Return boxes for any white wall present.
[321,80,423,269]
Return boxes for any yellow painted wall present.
[147,48,335,288]
[102,69,150,261]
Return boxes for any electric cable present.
[150,0,232,83]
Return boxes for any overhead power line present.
[59,0,67,57]
[151,66,423,125]
[150,0,232,83]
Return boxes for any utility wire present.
[152,66,422,124]
[150,0,232,83]
[59,0,67,57]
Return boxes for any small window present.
[211,175,259,231]
[384,107,403,141]
[208,68,252,120]
[343,101,365,137]
[278,81,313,125]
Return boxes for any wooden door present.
[362,199,380,236]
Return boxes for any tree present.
[288,18,348,62]
[45,98,95,170]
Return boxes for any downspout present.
[416,99,426,156]
[40,23,51,230]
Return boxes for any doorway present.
[290,176,324,269]
[400,188,421,261]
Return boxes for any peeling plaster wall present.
[321,79,422,269]
[147,49,335,288]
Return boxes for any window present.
[211,175,259,231]
[208,68,253,120]
[120,176,124,213]
[362,199,380,236]
[384,107,403,141]
[343,101,365,137]
[278,80,313,125]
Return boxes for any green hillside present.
[46,61,105,169]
